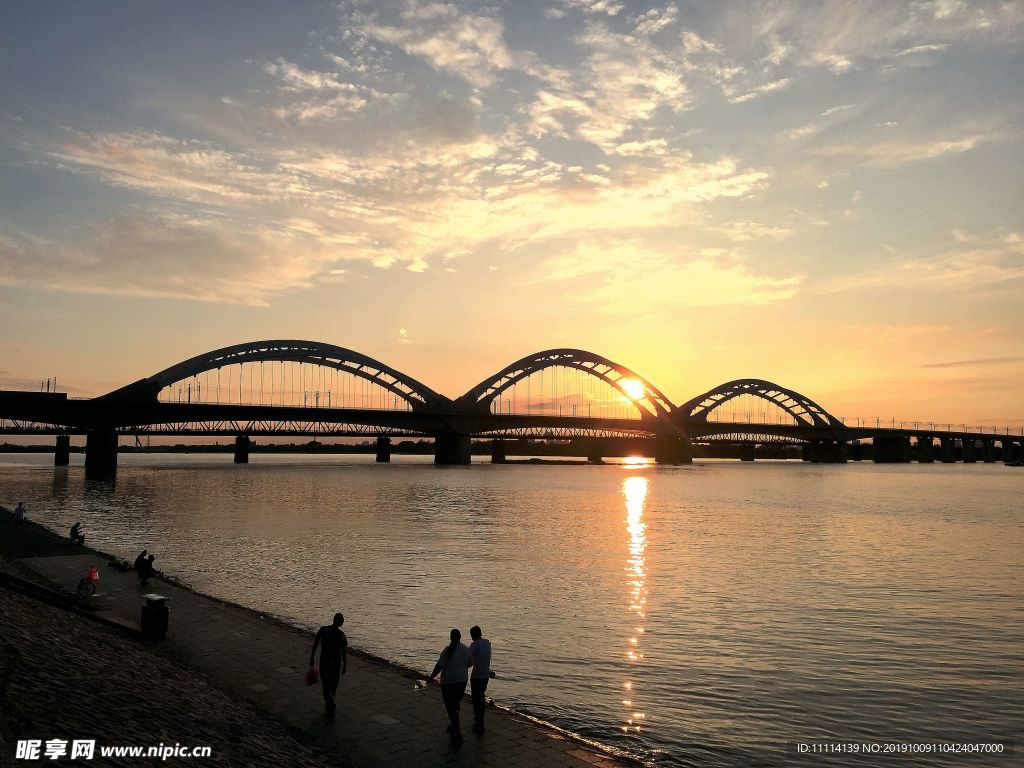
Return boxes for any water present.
[2,454,1021,766]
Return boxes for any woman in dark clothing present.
[427,628,472,742]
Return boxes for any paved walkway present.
[17,554,630,768]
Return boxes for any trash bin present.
[140,594,170,640]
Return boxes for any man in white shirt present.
[469,625,492,734]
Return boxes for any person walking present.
[309,613,347,719]
[14,502,26,526]
[469,625,492,734]
[428,628,472,742]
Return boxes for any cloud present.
[0,214,345,306]
[728,77,792,103]
[263,59,357,92]
[808,132,991,168]
[710,221,793,242]
[21,117,769,304]
[820,230,1024,294]
[922,355,1024,369]
[13,0,1017,313]
[539,241,802,313]
[634,5,679,36]
[893,42,949,57]
[703,0,1023,87]
[526,21,688,151]
[260,58,401,123]
[358,2,520,88]
[48,131,290,204]
[562,0,625,17]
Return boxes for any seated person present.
[138,554,156,586]
[69,522,86,545]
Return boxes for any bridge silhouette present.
[1,340,1021,477]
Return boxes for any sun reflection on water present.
[622,475,648,734]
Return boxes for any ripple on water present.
[2,455,1022,767]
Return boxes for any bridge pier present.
[872,435,911,463]
[939,437,958,463]
[982,440,996,463]
[655,434,692,465]
[435,433,472,465]
[85,427,118,479]
[962,439,978,464]
[54,434,71,467]
[739,444,755,462]
[1002,439,1022,467]
[587,439,606,464]
[376,436,391,463]
[490,439,507,464]
[916,437,935,464]
[234,434,251,464]
[803,441,846,463]
[849,442,865,461]
[824,441,847,463]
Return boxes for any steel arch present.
[98,340,450,412]
[457,349,674,417]
[676,379,841,428]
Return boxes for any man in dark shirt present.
[309,612,348,719]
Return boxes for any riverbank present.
[1,506,632,767]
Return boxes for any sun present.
[620,379,645,400]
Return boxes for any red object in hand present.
[304,666,320,686]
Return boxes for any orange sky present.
[1,1,1022,428]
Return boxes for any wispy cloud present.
[562,0,625,17]
[820,230,1024,294]
[728,77,792,104]
[357,2,522,88]
[922,355,1024,369]
[538,241,802,312]
[808,131,992,168]
[526,20,688,151]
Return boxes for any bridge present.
[1,340,1021,477]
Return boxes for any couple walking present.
[428,626,492,741]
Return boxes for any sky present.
[1,0,1022,427]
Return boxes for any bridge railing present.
[839,417,1023,436]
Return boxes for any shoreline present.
[1,506,643,767]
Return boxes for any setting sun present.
[620,379,645,400]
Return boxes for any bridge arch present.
[457,349,674,417]
[675,379,842,428]
[99,340,450,412]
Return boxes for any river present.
[1,454,1021,766]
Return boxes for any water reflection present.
[622,475,648,735]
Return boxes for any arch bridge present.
[0,340,1020,474]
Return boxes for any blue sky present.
[1,0,1022,424]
